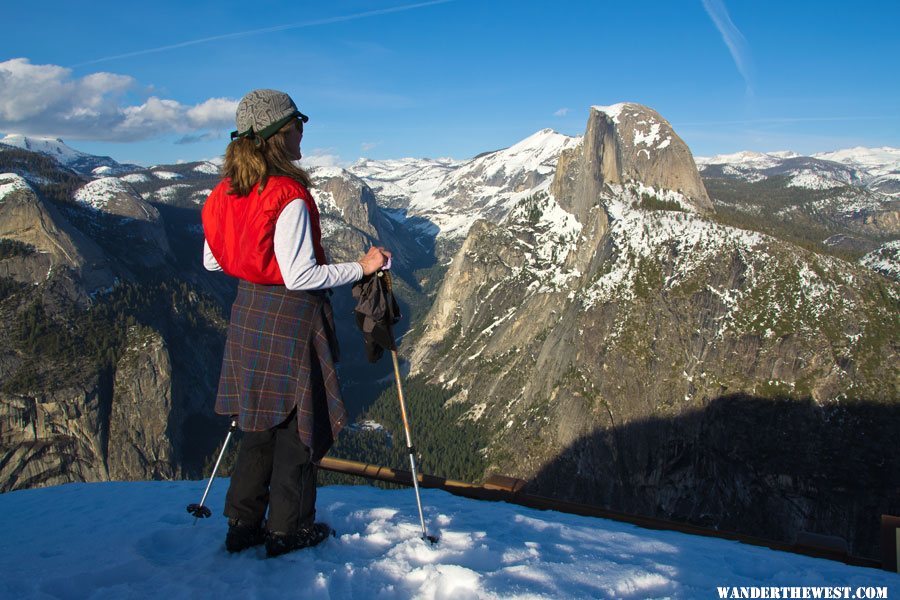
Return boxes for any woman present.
[201,89,389,558]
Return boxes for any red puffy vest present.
[201,176,326,285]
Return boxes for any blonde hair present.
[223,121,311,196]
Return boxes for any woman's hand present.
[358,246,392,276]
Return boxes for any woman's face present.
[284,118,303,160]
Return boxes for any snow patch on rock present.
[0,173,33,199]
[152,171,182,180]
[74,177,135,211]
[192,162,220,176]
[860,240,900,281]
[120,173,150,184]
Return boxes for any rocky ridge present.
[0,135,139,177]
[0,173,114,300]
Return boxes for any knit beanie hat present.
[230,89,309,142]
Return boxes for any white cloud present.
[554,108,570,117]
[186,98,240,128]
[301,149,346,168]
[0,58,238,142]
[361,141,379,151]
[701,0,754,93]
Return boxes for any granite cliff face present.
[0,375,110,490]
[0,174,114,299]
[0,166,226,492]
[73,177,172,267]
[312,167,416,268]
[107,327,179,481]
[553,104,712,222]
[1,327,184,489]
[409,105,899,556]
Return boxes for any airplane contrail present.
[701,0,754,93]
[71,0,453,67]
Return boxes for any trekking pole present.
[187,419,237,524]
[380,270,438,545]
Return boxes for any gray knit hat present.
[230,89,309,142]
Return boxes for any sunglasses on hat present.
[231,110,310,141]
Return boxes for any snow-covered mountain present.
[0,134,138,177]
[1,134,91,165]
[346,156,461,209]
[697,146,900,195]
[1,480,896,599]
[349,129,582,251]
[813,146,900,178]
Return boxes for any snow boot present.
[265,522,334,558]
[225,518,266,553]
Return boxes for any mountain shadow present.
[526,393,900,559]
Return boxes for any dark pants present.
[224,411,317,533]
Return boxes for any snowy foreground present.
[0,481,897,599]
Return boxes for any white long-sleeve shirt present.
[203,198,363,290]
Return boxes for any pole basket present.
[186,503,213,519]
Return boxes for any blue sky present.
[1,0,897,166]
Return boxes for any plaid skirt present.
[215,280,347,461]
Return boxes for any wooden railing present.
[318,456,896,572]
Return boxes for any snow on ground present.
[74,177,135,211]
[861,240,900,281]
[347,419,387,433]
[193,162,220,175]
[813,147,900,178]
[506,192,583,292]
[870,173,900,196]
[92,165,115,176]
[0,172,33,198]
[695,151,784,169]
[154,184,192,203]
[191,189,213,204]
[0,481,895,599]
[152,170,183,180]
[787,170,845,190]
[581,188,766,311]
[120,173,150,184]
[809,189,891,218]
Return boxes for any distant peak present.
[311,165,350,179]
[0,134,87,165]
[508,128,575,151]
